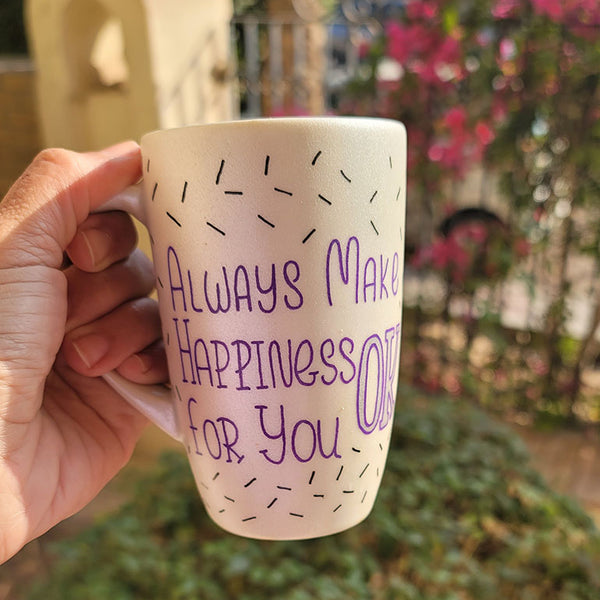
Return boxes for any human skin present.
[0,142,168,564]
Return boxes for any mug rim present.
[140,116,405,144]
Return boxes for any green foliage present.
[24,389,600,599]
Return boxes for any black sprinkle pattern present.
[311,150,322,165]
[302,229,316,244]
[244,477,257,488]
[152,182,158,201]
[371,220,379,236]
[318,193,331,205]
[369,190,378,203]
[274,187,293,196]
[207,222,226,236]
[258,214,275,228]
[340,170,351,183]
[181,181,188,203]
[166,212,181,227]
[267,498,278,508]
[264,155,270,175]
[216,159,225,184]
[336,466,344,481]
[224,190,243,196]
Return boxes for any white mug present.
[104,117,407,540]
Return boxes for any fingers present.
[66,211,138,273]
[62,297,168,383]
[0,142,142,270]
[65,248,155,332]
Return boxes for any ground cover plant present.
[22,387,600,600]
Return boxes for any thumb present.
[0,142,142,270]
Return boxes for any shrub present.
[24,387,600,599]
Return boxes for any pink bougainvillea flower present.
[491,0,520,18]
[475,121,496,146]
[443,106,468,134]
[531,0,564,20]
[406,0,439,20]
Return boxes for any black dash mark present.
[313,494,324,498]
[359,464,370,478]
[216,159,225,184]
[396,185,402,201]
[333,504,342,513]
[267,498,278,508]
[336,466,344,481]
[264,155,270,175]
[167,212,182,227]
[224,190,243,196]
[175,386,182,402]
[343,490,355,494]
[302,228,316,244]
[181,181,188,203]
[157,276,164,289]
[218,509,225,513]
[289,512,304,518]
[213,472,220,481]
[369,190,378,203]
[207,222,226,236]
[370,220,379,236]
[277,485,292,491]
[274,187,293,196]
[318,193,331,205]
[311,150,322,165]
[200,481,209,490]
[309,471,315,485]
[244,477,257,488]
[361,491,367,504]
[340,169,352,183]
[146,158,150,172]
[389,156,393,169]
[152,182,158,201]
[224,496,235,503]
[242,516,257,522]
[352,447,361,453]
[258,214,275,228]
[379,443,383,451]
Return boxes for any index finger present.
[0,142,142,270]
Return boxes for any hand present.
[0,143,168,564]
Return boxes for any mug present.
[104,117,407,540]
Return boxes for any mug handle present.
[95,184,183,443]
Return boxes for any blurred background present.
[2,1,600,598]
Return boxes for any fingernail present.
[124,354,152,374]
[71,333,110,369]
[74,228,112,268]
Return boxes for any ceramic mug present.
[103,117,407,540]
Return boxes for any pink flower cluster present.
[386,20,464,87]
[493,0,600,38]
[427,107,496,178]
